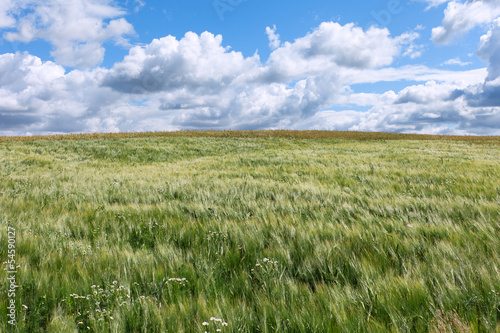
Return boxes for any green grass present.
[0,132,499,332]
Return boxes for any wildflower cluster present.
[64,281,130,330]
[250,258,282,290]
[201,317,229,332]
[251,257,279,273]
[12,180,32,195]
[68,242,93,256]
[205,230,228,256]
[166,277,188,287]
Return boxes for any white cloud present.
[431,0,500,45]
[413,0,451,10]
[132,0,145,13]
[302,74,500,135]
[449,18,500,108]
[103,31,261,94]
[306,96,500,135]
[397,31,424,59]
[340,66,487,85]
[0,52,122,134]
[0,0,16,29]
[266,25,281,50]
[265,22,399,81]
[2,0,134,68]
[477,18,500,81]
[442,57,472,66]
[1,21,499,136]
[395,80,463,104]
[102,23,415,130]
[335,91,398,107]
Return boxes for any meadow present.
[0,131,499,332]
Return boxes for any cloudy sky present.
[0,0,499,136]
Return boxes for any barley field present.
[0,131,499,332]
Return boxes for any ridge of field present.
[0,136,499,332]
[1,129,499,144]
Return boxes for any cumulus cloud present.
[477,18,500,82]
[431,0,500,45]
[162,77,339,130]
[395,80,459,104]
[264,22,399,83]
[1,20,498,136]
[304,68,500,135]
[103,31,261,94]
[0,52,123,134]
[449,18,500,107]
[102,23,415,130]
[307,93,500,135]
[102,29,346,129]
[266,25,281,50]
[1,0,134,68]
[388,80,500,134]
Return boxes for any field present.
[0,131,499,332]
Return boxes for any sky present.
[0,0,499,136]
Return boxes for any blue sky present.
[0,0,499,135]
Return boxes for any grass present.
[1,129,499,144]
[0,131,499,332]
